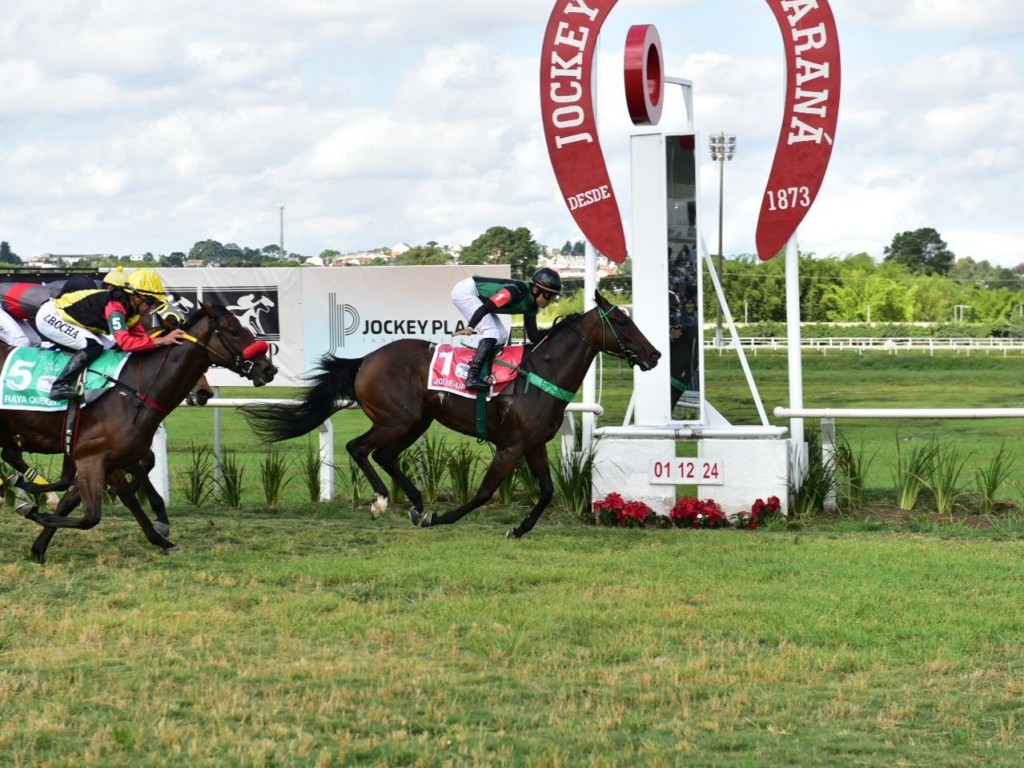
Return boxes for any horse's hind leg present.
[25,458,106,564]
[347,421,431,521]
[370,417,433,525]
[423,445,523,529]
[29,486,81,564]
[507,445,555,539]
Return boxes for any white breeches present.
[451,277,509,344]
[36,299,112,351]
[0,308,30,347]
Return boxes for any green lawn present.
[4,349,1024,765]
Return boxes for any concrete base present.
[591,436,791,519]
[698,438,790,517]
[592,438,676,515]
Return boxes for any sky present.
[1,0,1022,267]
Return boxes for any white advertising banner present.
[155,265,509,388]
[299,265,508,370]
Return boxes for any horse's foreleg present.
[423,446,522,529]
[107,470,178,554]
[127,458,170,537]
[507,445,555,539]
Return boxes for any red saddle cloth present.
[428,343,525,399]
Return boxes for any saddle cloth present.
[0,346,130,411]
[427,343,525,399]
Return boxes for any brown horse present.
[1,304,276,563]
[5,375,215,538]
[245,291,659,538]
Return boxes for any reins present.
[94,309,260,415]
[494,303,630,404]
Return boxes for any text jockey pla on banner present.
[540,0,627,263]
[756,0,841,261]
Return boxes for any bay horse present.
[0,304,276,563]
[5,375,215,538]
[244,291,659,538]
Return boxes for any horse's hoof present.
[154,522,171,538]
[370,495,388,520]
[419,512,434,528]
[506,528,519,539]
[15,501,37,519]
[409,508,422,526]
[162,546,182,555]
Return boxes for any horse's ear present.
[594,290,609,308]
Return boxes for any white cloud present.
[0,0,1021,269]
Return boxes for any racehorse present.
[0,304,276,563]
[244,291,659,538]
[5,375,215,537]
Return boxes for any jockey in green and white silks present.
[450,268,562,392]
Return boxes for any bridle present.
[180,306,270,380]
[570,303,645,367]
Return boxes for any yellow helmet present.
[125,268,167,301]
[103,266,129,287]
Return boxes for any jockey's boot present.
[464,338,497,392]
[49,342,103,402]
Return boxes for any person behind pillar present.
[36,268,186,402]
[669,291,687,409]
[451,268,562,391]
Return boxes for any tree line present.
[4,226,1021,329]
[715,228,1024,326]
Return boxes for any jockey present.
[0,304,30,348]
[36,268,187,401]
[0,273,105,347]
[451,267,561,391]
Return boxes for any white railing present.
[709,337,1024,354]
[774,406,1024,512]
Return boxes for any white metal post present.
[785,234,806,483]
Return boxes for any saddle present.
[427,343,525,399]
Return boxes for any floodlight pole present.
[709,133,736,347]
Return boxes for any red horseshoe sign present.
[540,1,840,264]
[756,1,841,260]
[539,0,626,263]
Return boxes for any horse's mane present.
[542,312,582,340]
[181,303,228,331]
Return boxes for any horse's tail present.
[243,354,364,442]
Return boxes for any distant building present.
[28,253,110,268]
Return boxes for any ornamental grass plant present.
[974,441,1015,516]
[179,442,215,506]
[216,448,245,508]
[923,441,971,520]
[299,439,324,502]
[892,434,939,511]
[258,446,291,508]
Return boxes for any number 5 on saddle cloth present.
[0,347,129,411]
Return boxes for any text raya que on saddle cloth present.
[0,347,129,411]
